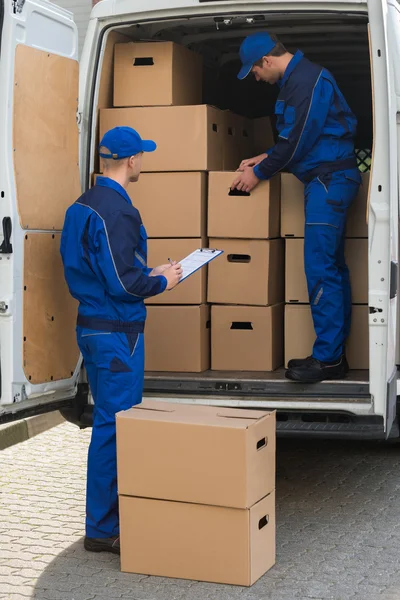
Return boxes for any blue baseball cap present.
[99,126,156,159]
[238,32,277,80]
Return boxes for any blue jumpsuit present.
[60,177,167,538]
[254,51,362,363]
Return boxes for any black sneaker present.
[287,355,313,369]
[285,355,349,383]
[84,535,120,555]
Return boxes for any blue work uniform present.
[60,176,167,538]
[254,50,362,363]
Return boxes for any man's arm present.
[95,210,168,300]
[254,73,334,181]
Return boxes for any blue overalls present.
[60,177,167,538]
[254,51,362,363]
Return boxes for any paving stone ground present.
[1,421,400,600]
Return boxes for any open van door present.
[0,0,83,423]
[367,0,399,437]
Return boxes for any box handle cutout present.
[228,188,251,197]
[228,254,251,263]
[256,436,268,450]
[258,515,269,530]
[134,57,154,66]
[212,123,218,133]
[242,129,249,138]
[230,322,253,330]
[228,127,235,136]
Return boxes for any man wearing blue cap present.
[61,127,182,554]
[233,32,361,384]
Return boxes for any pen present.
[168,258,174,265]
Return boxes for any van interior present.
[90,9,372,404]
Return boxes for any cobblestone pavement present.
[1,421,400,600]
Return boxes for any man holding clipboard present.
[60,127,182,556]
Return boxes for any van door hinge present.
[390,261,398,299]
[0,217,12,254]
[76,111,82,126]
[12,0,25,13]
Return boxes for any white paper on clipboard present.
[179,248,223,282]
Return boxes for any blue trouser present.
[303,168,361,362]
[76,327,145,538]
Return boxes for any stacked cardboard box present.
[116,400,276,585]
[281,173,370,369]
[98,40,278,373]
[207,172,284,371]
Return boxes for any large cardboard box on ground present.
[133,172,207,238]
[284,304,369,369]
[117,400,276,507]
[285,238,368,304]
[145,305,210,372]
[208,172,281,239]
[146,238,206,305]
[222,113,252,171]
[208,238,284,306]
[99,105,224,172]
[212,304,284,371]
[251,117,275,155]
[113,42,203,108]
[280,172,370,238]
[120,491,275,585]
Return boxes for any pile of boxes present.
[281,172,370,369]
[116,400,276,585]
[97,39,370,374]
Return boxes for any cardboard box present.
[251,117,275,155]
[146,239,206,305]
[94,172,206,237]
[99,105,224,172]
[145,305,210,372]
[280,172,370,238]
[117,399,276,507]
[211,304,283,371]
[223,112,252,171]
[134,172,207,238]
[113,42,203,108]
[120,492,275,585]
[208,238,284,306]
[285,238,368,304]
[208,172,280,239]
[284,304,369,369]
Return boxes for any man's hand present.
[150,263,176,277]
[237,153,268,172]
[231,167,261,193]
[163,264,183,290]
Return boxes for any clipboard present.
[178,248,224,282]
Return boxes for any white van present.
[0,0,399,440]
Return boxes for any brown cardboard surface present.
[145,305,210,372]
[284,304,369,369]
[133,172,207,238]
[13,45,80,230]
[117,399,275,507]
[23,234,79,384]
[251,117,275,156]
[119,492,275,585]
[280,172,370,238]
[113,41,202,108]
[146,239,206,304]
[100,105,224,172]
[285,238,368,304]
[223,113,252,171]
[208,239,284,306]
[211,304,284,371]
[208,172,280,239]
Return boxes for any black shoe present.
[84,535,120,555]
[287,355,313,369]
[285,355,349,383]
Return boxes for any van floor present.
[144,369,370,400]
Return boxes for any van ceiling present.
[117,12,372,148]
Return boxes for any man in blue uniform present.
[233,32,361,383]
[61,127,182,554]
